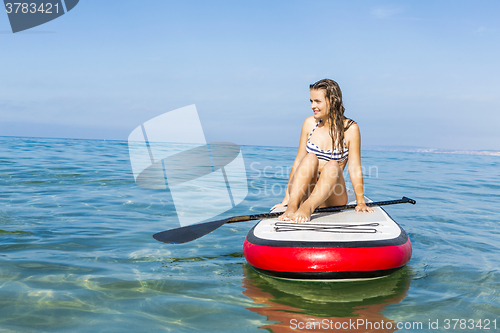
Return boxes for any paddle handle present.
[226,197,416,224]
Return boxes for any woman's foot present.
[278,205,297,221]
[290,203,314,223]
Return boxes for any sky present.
[1,1,499,151]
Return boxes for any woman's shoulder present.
[301,116,318,131]
[301,116,316,136]
[304,115,318,123]
[344,118,357,130]
[344,119,360,142]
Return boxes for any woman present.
[272,79,373,222]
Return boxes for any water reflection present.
[242,265,412,332]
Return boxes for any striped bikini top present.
[305,120,350,162]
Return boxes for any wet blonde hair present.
[309,79,353,152]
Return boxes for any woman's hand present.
[355,203,374,213]
[271,200,288,212]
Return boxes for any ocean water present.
[0,136,499,332]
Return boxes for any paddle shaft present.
[153,197,416,244]
[225,197,416,224]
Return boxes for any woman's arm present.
[271,116,314,210]
[346,123,374,212]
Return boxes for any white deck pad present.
[254,191,402,244]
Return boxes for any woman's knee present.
[303,153,319,165]
[297,153,319,175]
[322,160,342,177]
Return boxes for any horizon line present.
[1,135,499,157]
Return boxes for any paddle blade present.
[153,218,229,244]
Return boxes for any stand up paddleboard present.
[243,190,412,281]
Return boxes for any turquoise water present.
[0,136,499,332]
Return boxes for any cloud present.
[475,26,497,34]
[445,93,499,103]
[370,6,403,19]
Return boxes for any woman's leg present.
[279,153,319,221]
[291,160,347,222]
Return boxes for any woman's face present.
[310,89,329,121]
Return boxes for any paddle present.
[152,197,416,244]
